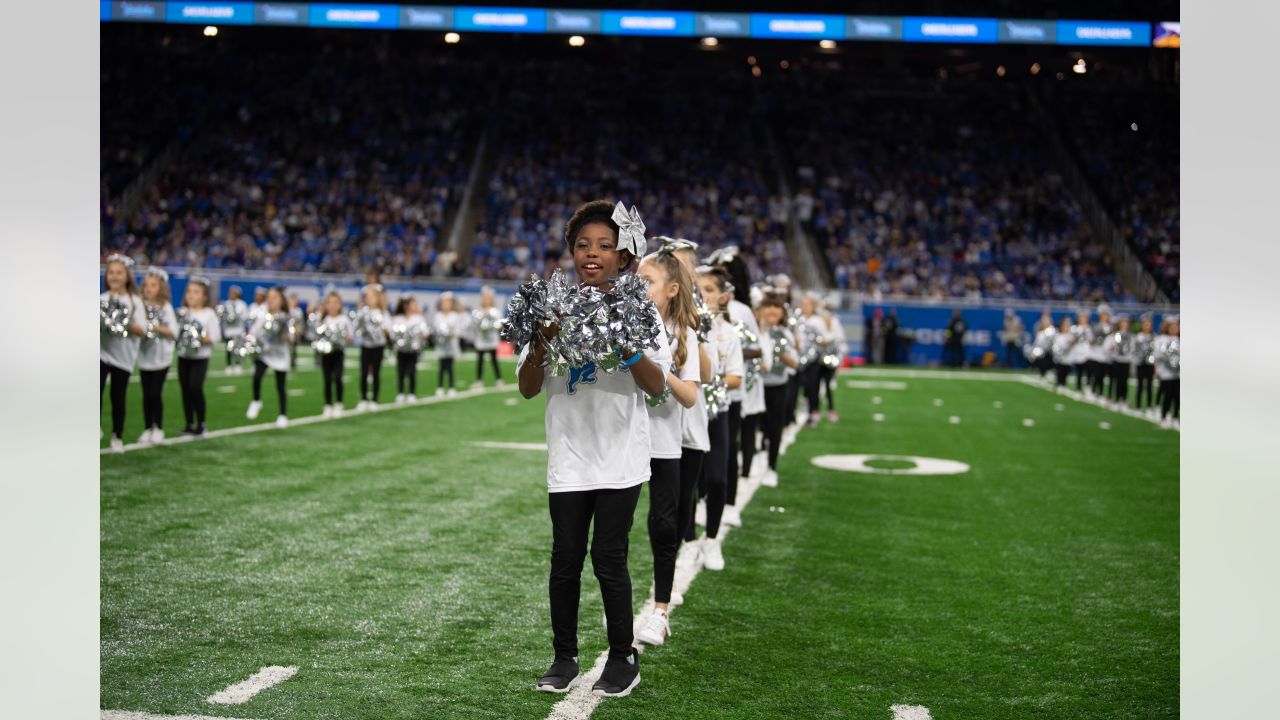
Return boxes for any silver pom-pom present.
[217,302,242,327]
[100,297,131,338]
[735,321,762,391]
[645,385,673,408]
[228,334,261,360]
[391,322,424,353]
[703,376,728,417]
[694,291,714,344]
[175,308,205,357]
[311,318,344,355]
[261,312,290,341]
[353,306,387,345]
[143,304,163,340]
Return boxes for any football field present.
[100,367,1179,719]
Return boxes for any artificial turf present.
[100,369,1178,719]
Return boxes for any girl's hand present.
[129,323,146,337]
[538,321,559,341]
[202,334,212,346]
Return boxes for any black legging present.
[476,349,501,381]
[321,349,344,405]
[785,373,800,426]
[763,383,789,471]
[1111,362,1131,404]
[739,411,760,480]
[100,361,130,439]
[252,360,288,416]
[819,365,837,410]
[177,357,209,429]
[702,411,730,539]
[1135,365,1155,409]
[1159,378,1180,420]
[396,351,420,395]
[139,368,167,431]
[1055,363,1071,388]
[1089,359,1108,396]
[1074,363,1087,391]
[548,484,643,662]
[360,345,384,402]
[726,401,742,505]
[679,447,706,543]
[438,357,455,390]
[647,457,682,604]
[801,362,822,416]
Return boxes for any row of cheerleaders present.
[100,200,846,698]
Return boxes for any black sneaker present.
[536,656,579,693]
[592,648,640,698]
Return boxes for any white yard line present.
[102,712,257,720]
[468,441,547,451]
[206,666,297,705]
[1017,376,1178,431]
[891,705,935,720]
[545,420,802,720]
[101,385,518,455]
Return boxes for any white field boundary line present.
[101,384,519,455]
[117,348,486,384]
[102,712,257,720]
[892,705,935,720]
[206,666,297,705]
[1019,375,1178,431]
[841,367,1028,382]
[545,419,803,720]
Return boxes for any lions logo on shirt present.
[567,361,598,395]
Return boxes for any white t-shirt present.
[222,298,248,338]
[177,306,222,361]
[251,312,291,372]
[472,307,502,351]
[391,314,429,352]
[434,311,463,358]
[1067,325,1092,365]
[759,327,797,387]
[648,326,700,460]
[357,308,389,348]
[726,300,759,405]
[1051,332,1076,362]
[100,291,144,372]
[708,316,744,418]
[315,313,353,348]
[519,304,673,493]
[137,302,177,371]
[247,301,265,325]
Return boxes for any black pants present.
[1111,362,1130,404]
[801,362,822,416]
[225,337,242,367]
[476,349,501,381]
[548,484,642,661]
[438,356,455,390]
[944,343,963,368]
[396,351,420,395]
[253,360,288,416]
[679,447,706,543]
[176,357,209,429]
[1160,378,1180,419]
[1135,365,1155,409]
[763,383,788,471]
[647,458,682,604]
[785,373,800,426]
[139,368,168,431]
[819,365,837,410]
[1055,363,1071,388]
[1074,362,1087,391]
[321,350,344,405]
[726,401,742,506]
[739,411,760,480]
[360,346,384,402]
[702,411,730,539]
[1089,359,1107,396]
[1005,342,1018,368]
[100,361,130,439]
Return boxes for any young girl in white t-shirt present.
[634,250,701,647]
[391,296,429,403]
[245,286,292,428]
[520,200,670,699]
[100,254,146,452]
[695,266,744,571]
[434,292,463,396]
[757,294,799,488]
[137,268,177,445]
[176,276,222,436]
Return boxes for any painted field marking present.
[842,367,1026,382]
[845,380,908,390]
[811,454,970,476]
[948,416,961,425]
[872,396,883,405]
[873,413,886,422]
[1099,421,1112,430]
[217,385,237,394]
[206,666,297,705]
[1055,403,1065,411]
[504,398,519,406]
[1022,376,1176,431]
[1022,418,1036,427]
[468,441,546,452]
[993,401,1003,409]
[545,413,804,720]
[891,705,935,720]
[102,712,258,720]
[287,388,306,397]
[932,398,944,407]
[101,384,520,455]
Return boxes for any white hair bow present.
[612,202,647,258]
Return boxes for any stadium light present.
[751,65,762,78]
[819,40,836,50]
[1073,58,1087,74]
[780,59,790,69]
[568,35,585,47]
[203,26,218,37]
[444,32,461,44]
[1131,122,1139,131]
[1030,62,1041,75]
[747,55,757,65]
[996,65,1006,77]
[701,37,719,47]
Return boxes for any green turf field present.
[100,369,1178,719]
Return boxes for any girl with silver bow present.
[100,254,146,452]
[354,284,390,411]
[391,295,429,403]
[218,285,249,375]
[471,286,505,388]
[433,292,464,396]
[176,276,222,437]
[1154,315,1180,429]
[313,291,353,419]
[245,286,293,428]
[136,268,177,445]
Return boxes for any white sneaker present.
[407,394,417,404]
[471,381,484,389]
[110,437,124,454]
[761,469,778,488]
[723,505,742,528]
[636,609,670,646]
[137,429,154,445]
[695,500,707,527]
[447,388,457,397]
[496,378,505,387]
[150,428,164,444]
[702,537,725,571]
[322,405,334,419]
[435,389,444,397]
[367,401,379,412]
[246,400,262,419]
[396,393,406,404]
[333,404,344,418]
[276,415,289,429]
[750,454,766,477]
[670,590,684,606]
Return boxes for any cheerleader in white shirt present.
[797,295,829,428]
[757,294,798,488]
[1068,310,1093,391]
[314,291,353,418]
[391,296,429,403]
[355,284,390,411]
[136,268,177,445]
[522,200,670,698]
[1105,314,1136,410]
[434,292,463,396]
[100,254,146,452]
[1154,315,1180,428]
[818,304,846,422]
[245,286,293,428]
[220,285,249,375]
[472,286,504,387]
[176,276,222,436]
[709,248,766,492]
[1051,316,1077,390]
[695,266,744,571]
[247,287,266,325]
[635,250,702,647]
[1133,313,1157,412]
